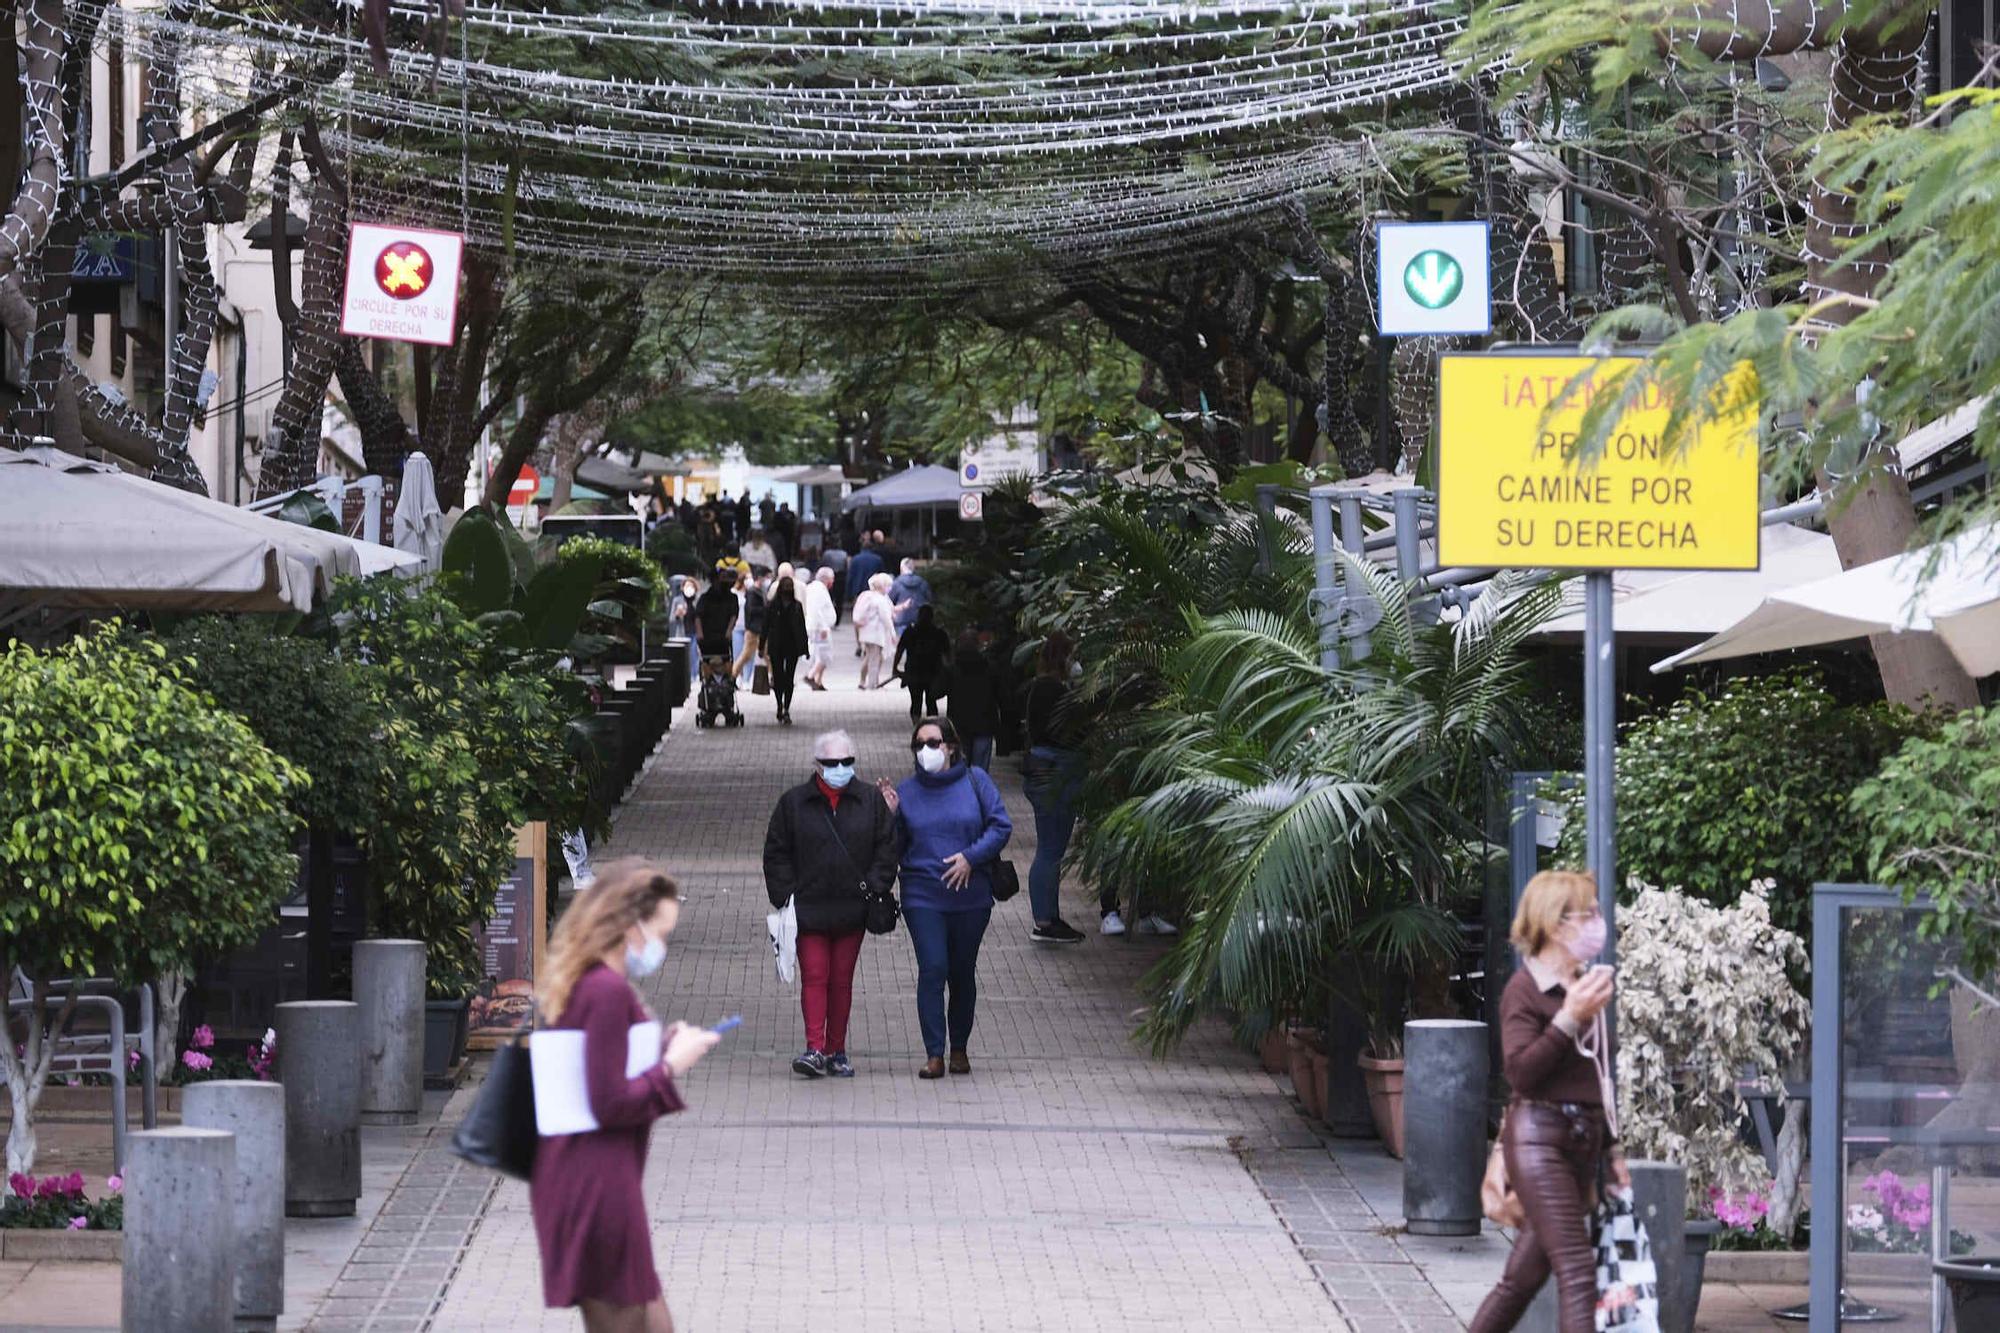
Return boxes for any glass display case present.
[1810,885,2000,1330]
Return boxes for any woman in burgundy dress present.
[531,860,720,1332]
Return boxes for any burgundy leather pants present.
[1467,1101,1607,1333]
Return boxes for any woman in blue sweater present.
[880,715,1012,1079]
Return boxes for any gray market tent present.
[0,446,398,614]
[577,455,656,494]
[840,464,961,512]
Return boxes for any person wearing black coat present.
[762,576,810,725]
[944,630,1000,770]
[763,730,899,1078]
[891,604,952,723]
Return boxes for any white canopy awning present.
[841,464,962,511]
[0,447,379,613]
[1654,522,2000,677]
[1537,524,1841,640]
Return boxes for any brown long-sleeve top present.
[1499,957,1604,1107]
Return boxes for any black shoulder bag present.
[821,804,899,935]
[450,1026,537,1181]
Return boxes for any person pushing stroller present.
[693,565,746,728]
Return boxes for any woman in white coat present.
[801,567,838,692]
[853,572,898,691]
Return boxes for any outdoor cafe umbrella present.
[1653,521,2000,678]
[0,446,327,612]
[393,451,445,572]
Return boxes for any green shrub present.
[0,628,301,1171]
[556,535,666,661]
[1855,703,2000,992]
[1552,673,1925,940]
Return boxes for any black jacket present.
[945,657,999,736]
[694,586,738,642]
[742,585,768,636]
[763,778,899,933]
[764,598,808,660]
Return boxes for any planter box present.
[3,1084,182,1117]
[0,1228,123,1261]
[1703,1247,1807,1284]
[423,997,470,1077]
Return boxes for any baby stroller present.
[695,653,744,728]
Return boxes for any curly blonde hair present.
[1511,869,1598,958]
[538,859,680,1023]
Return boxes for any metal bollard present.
[1401,1019,1489,1236]
[353,939,426,1125]
[275,1000,361,1217]
[181,1081,285,1330]
[1630,1160,1694,1333]
[123,1127,235,1333]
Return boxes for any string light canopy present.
[122,1,1464,303]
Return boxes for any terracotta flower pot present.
[1357,1053,1406,1158]
[1258,1028,1290,1075]
[1287,1028,1327,1121]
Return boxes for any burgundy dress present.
[530,963,686,1308]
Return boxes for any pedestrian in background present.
[733,567,767,691]
[763,730,899,1078]
[763,575,808,726]
[530,860,719,1333]
[820,544,849,621]
[889,557,933,634]
[944,629,999,770]
[801,567,837,692]
[880,717,1011,1080]
[854,571,898,690]
[1022,633,1087,944]
[845,532,884,654]
[892,604,951,722]
[1468,869,1626,1333]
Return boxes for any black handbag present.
[991,859,1021,902]
[450,1030,538,1181]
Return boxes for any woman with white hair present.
[801,567,838,692]
[762,729,899,1077]
[853,571,898,690]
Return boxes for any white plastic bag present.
[1593,1185,1662,1332]
[560,829,594,888]
[766,898,798,984]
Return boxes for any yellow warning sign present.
[1436,354,1760,571]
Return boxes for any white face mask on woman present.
[626,932,667,977]
[916,745,949,774]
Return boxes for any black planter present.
[1679,1218,1722,1333]
[1937,1256,2000,1328]
[423,997,469,1076]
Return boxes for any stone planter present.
[1937,1256,2000,1329]
[1357,1053,1406,1158]
[0,1229,123,1261]
[1678,1218,1723,1333]
[1286,1029,1327,1121]
[5,1084,182,1117]
[1258,1027,1289,1075]
[423,996,470,1077]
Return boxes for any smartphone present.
[1589,964,1615,980]
[710,1015,743,1035]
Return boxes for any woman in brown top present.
[1469,869,1629,1333]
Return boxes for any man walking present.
[889,557,933,635]
[802,567,838,692]
[846,532,885,655]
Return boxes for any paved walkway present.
[433,647,1403,1333]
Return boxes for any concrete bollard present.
[181,1081,285,1331]
[275,1000,361,1217]
[1401,1019,1489,1236]
[1630,1160,1693,1333]
[123,1127,235,1333]
[353,939,426,1125]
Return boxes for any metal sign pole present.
[1307,484,1340,671]
[1583,568,1618,970]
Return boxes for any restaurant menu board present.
[468,823,547,1048]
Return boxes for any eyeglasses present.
[815,756,856,768]
[913,738,947,750]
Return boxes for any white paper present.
[529,1020,662,1136]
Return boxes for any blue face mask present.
[820,763,855,789]
[626,933,666,977]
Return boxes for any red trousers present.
[798,929,865,1054]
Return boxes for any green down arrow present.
[1403,250,1464,310]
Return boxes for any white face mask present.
[626,932,667,977]
[916,745,949,774]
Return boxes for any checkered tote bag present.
[1592,1184,1661,1331]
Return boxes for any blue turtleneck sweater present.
[894,762,1012,912]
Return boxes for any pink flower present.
[67,1215,88,1230]
[7,1172,32,1199]
[191,1025,215,1051]
[181,1050,213,1073]
[128,1048,142,1070]
[63,1172,84,1197]
[106,1175,122,1195]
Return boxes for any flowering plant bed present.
[3,1172,123,1231]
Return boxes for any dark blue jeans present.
[904,905,992,1058]
[966,735,994,772]
[1022,746,1080,925]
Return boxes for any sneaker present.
[827,1052,855,1078]
[1134,914,1180,936]
[1100,910,1127,936]
[1030,919,1086,944]
[792,1049,828,1078]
